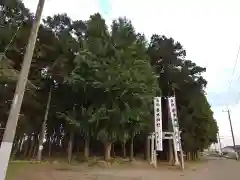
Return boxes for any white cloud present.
[22,0,240,145]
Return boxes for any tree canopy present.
[0,0,218,162]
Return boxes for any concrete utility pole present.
[223,109,239,160]
[0,1,46,179]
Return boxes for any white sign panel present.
[154,97,163,151]
[168,96,181,151]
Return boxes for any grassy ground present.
[6,161,67,180]
[5,158,208,180]
[6,161,34,180]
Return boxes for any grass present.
[4,158,135,180]
[5,159,85,180]
[5,160,60,180]
[6,161,34,180]
[5,158,208,180]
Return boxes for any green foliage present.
[0,0,218,160]
[66,15,159,143]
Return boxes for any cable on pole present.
[235,75,240,105]
[0,22,24,62]
[227,44,240,94]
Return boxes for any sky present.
[22,0,240,147]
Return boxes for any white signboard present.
[154,97,163,151]
[168,96,181,151]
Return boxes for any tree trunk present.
[168,140,174,164]
[187,152,191,161]
[28,135,35,158]
[12,136,19,152]
[76,137,80,153]
[84,138,89,159]
[190,152,194,161]
[129,137,134,162]
[68,132,74,164]
[48,137,52,157]
[24,137,30,157]
[104,141,112,161]
[122,141,126,158]
[145,135,150,161]
[195,151,198,160]
[17,136,23,154]
[11,136,20,160]
[37,86,52,161]
[112,143,115,157]
[33,144,37,158]
[197,150,200,160]
[19,136,25,152]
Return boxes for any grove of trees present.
[0,0,218,163]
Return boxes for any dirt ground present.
[17,158,240,180]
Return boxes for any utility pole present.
[223,109,239,160]
[0,1,46,179]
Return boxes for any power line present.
[227,44,240,98]
[236,92,240,105]
[1,0,40,61]
[235,75,240,104]
[0,0,46,179]
[0,22,24,62]
[222,43,240,158]
[218,45,240,146]
[219,135,237,138]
